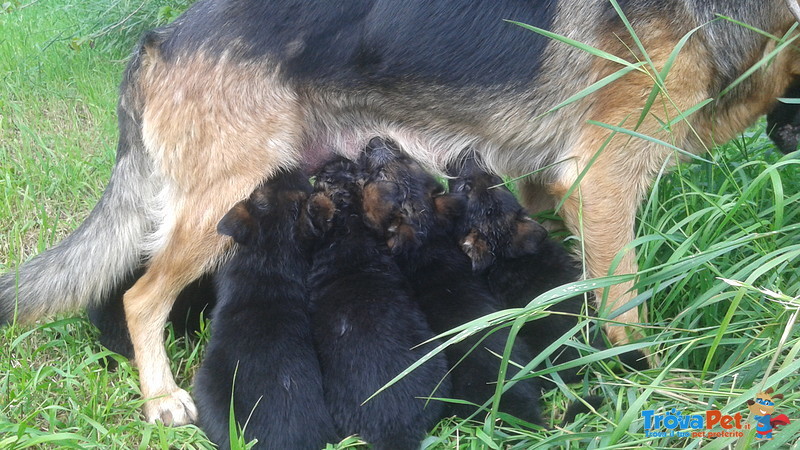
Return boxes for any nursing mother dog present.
[1,0,799,425]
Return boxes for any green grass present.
[1,1,799,449]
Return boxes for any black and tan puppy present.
[193,169,338,450]
[361,138,544,425]
[448,157,601,383]
[448,157,650,372]
[306,156,449,450]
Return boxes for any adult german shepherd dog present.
[1,0,799,425]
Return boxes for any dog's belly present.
[143,0,798,190]
[297,81,582,182]
[138,48,576,189]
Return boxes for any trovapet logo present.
[642,387,792,441]
[641,408,748,439]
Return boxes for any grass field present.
[1,1,798,449]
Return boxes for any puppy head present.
[447,155,547,272]
[360,137,465,254]
[300,156,364,239]
[313,156,364,208]
[217,169,312,246]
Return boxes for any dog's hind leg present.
[123,178,271,425]
[125,41,309,423]
[88,270,215,366]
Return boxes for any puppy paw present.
[143,388,198,426]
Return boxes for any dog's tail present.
[0,41,161,325]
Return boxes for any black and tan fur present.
[1,0,799,424]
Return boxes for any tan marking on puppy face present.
[362,182,397,232]
[308,193,336,221]
[301,192,336,237]
[460,229,491,271]
[386,223,419,252]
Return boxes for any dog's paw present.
[143,388,198,426]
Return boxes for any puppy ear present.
[434,192,467,223]
[445,159,464,178]
[772,394,784,400]
[460,229,493,272]
[508,216,548,257]
[218,202,257,245]
[446,153,483,177]
[301,193,335,238]
[462,154,483,172]
[765,387,775,395]
[746,399,755,406]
